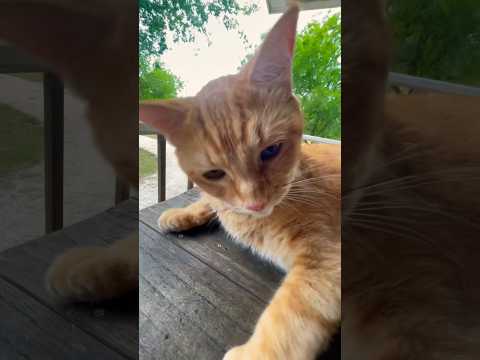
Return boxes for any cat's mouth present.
[231,189,290,218]
[217,190,289,218]
[220,202,276,218]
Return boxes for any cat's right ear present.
[240,3,299,92]
[139,99,193,145]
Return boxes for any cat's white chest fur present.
[217,211,290,271]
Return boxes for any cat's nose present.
[246,202,266,212]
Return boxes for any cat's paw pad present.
[46,246,136,302]
[158,208,203,232]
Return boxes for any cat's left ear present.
[139,98,193,145]
[241,4,299,92]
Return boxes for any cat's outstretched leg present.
[158,196,215,232]
[46,233,139,302]
[224,247,340,360]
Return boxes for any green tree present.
[388,0,480,85]
[293,14,341,139]
[240,14,341,139]
[139,0,257,100]
[139,0,257,61]
[139,63,184,100]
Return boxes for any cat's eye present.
[260,143,282,162]
[203,169,226,181]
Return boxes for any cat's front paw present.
[158,208,205,232]
[46,246,137,302]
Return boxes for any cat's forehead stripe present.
[189,85,300,175]
[196,111,223,155]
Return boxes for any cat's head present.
[141,5,302,217]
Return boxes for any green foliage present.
[292,15,341,139]
[139,0,258,100]
[139,62,184,100]
[388,0,480,85]
[139,148,157,178]
[139,0,257,59]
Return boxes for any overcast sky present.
[160,1,340,96]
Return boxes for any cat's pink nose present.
[246,202,265,212]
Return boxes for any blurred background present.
[0,50,118,251]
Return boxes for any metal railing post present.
[157,135,166,202]
[44,72,64,232]
[115,177,130,204]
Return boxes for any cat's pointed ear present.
[241,4,299,91]
[139,98,193,144]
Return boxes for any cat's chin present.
[239,196,288,218]
[249,207,274,218]
[231,206,274,218]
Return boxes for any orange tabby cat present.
[343,0,480,358]
[140,5,341,360]
[0,0,139,301]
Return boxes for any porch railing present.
[388,72,480,96]
[139,122,340,202]
[0,45,65,233]
[1,45,131,234]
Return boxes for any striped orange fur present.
[141,4,341,359]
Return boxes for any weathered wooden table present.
[0,200,138,360]
[140,189,340,360]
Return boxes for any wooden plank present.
[0,200,139,359]
[140,272,224,360]
[0,276,128,360]
[140,189,284,303]
[141,222,256,345]
[140,222,265,334]
[140,190,341,359]
[140,221,265,359]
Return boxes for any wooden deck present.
[139,189,340,360]
[0,190,339,359]
[0,200,138,360]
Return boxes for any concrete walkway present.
[0,74,189,250]
[138,135,189,210]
